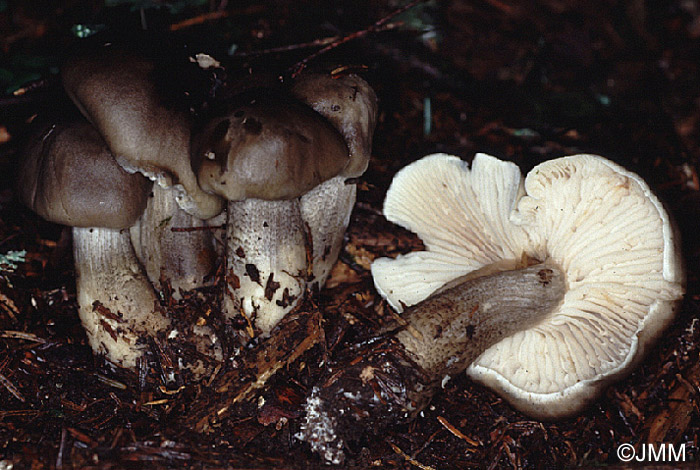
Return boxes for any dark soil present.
[1,1,699,468]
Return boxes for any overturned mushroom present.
[371,153,685,419]
[297,262,566,464]
[298,152,684,463]
[195,74,377,340]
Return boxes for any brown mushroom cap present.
[291,72,378,177]
[18,120,152,229]
[61,45,223,219]
[195,91,350,201]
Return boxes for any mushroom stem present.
[74,226,223,375]
[130,184,217,298]
[73,226,170,368]
[224,198,308,339]
[299,176,357,291]
[396,263,566,382]
[297,263,566,464]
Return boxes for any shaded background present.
[0,0,699,468]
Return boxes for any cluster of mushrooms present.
[18,44,685,465]
[18,44,378,375]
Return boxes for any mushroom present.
[371,153,685,419]
[61,44,223,296]
[17,42,228,373]
[291,72,378,290]
[18,119,222,374]
[18,119,167,367]
[194,90,350,339]
[297,261,566,464]
[195,74,377,340]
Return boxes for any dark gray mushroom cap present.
[18,120,152,229]
[291,72,378,177]
[61,46,223,219]
[195,92,350,201]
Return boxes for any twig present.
[66,427,98,448]
[437,415,481,447]
[142,398,169,406]
[170,10,230,31]
[388,441,437,470]
[0,330,46,343]
[10,78,52,97]
[169,5,266,31]
[94,373,127,391]
[234,35,340,57]
[289,0,427,77]
[0,372,25,402]
[411,428,443,461]
[0,409,40,419]
[0,78,57,114]
[189,309,323,432]
[0,296,19,321]
[236,20,400,59]
[56,428,67,470]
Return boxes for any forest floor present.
[1,1,699,468]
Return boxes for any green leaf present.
[0,250,26,273]
[71,23,106,38]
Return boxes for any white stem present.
[73,226,170,368]
[130,185,216,298]
[300,176,356,291]
[224,199,307,338]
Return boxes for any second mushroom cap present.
[196,91,350,202]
